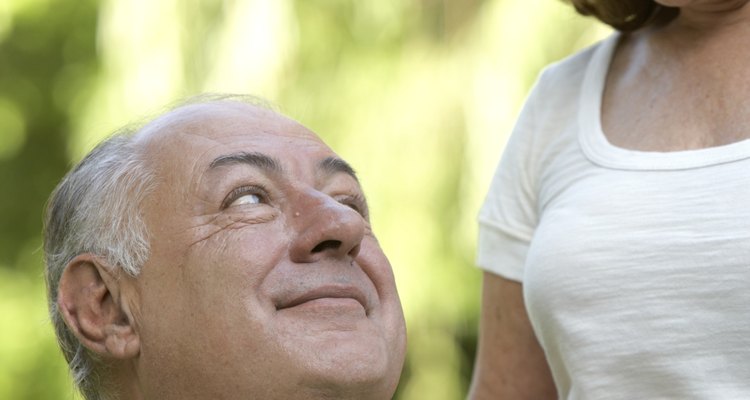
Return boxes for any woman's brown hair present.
[565,0,677,31]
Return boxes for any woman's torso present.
[523,34,750,399]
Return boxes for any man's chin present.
[284,332,398,397]
[296,355,397,400]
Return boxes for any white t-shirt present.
[477,34,750,399]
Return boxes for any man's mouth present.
[276,285,369,314]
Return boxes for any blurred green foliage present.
[0,0,605,398]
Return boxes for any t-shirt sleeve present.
[476,73,544,282]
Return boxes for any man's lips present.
[276,285,369,313]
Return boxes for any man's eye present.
[336,193,368,218]
[222,185,268,209]
[231,193,261,207]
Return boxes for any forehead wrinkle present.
[208,151,285,175]
[318,157,359,182]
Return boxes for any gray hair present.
[43,94,273,400]
[43,128,155,400]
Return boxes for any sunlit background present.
[0,0,608,398]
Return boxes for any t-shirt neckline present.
[578,33,750,171]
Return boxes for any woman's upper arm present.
[468,271,557,400]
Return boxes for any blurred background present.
[0,0,608,398]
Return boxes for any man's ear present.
[57,254,140,360]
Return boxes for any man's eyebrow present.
[318,157,358,182]
[208,152,283,173]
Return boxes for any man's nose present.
[288,190,365,263]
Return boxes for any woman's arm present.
[468,272,557,400]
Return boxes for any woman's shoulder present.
[536,34,616,94]
[508,36,618,172]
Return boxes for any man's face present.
[129,102,406,399]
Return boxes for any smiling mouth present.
[276,285,369,314]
